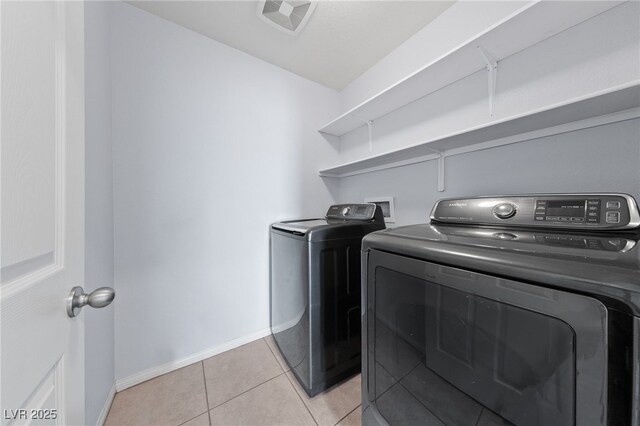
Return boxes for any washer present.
[271,203,385,397]
[361,193,640,426]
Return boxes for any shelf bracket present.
[437,153,445,192]
[367,120,374,152]
[478,46,498,116]
[354,116,374,152]
[424,148,445,192]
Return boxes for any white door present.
[1,2,85,425]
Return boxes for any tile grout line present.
[265,335,307,374]
[176,411,208,426]
[332,404,361,426]
[265,337,318,425]
[283,371,319,426]
[175,363,211,426]
[204,339,287,420]
[208,372,286,412]
[201,361,211,410]
[201,361,212,425]
[263,336,288,373]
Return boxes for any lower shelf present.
[318,82,640,178]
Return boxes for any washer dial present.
[493,203,517,219]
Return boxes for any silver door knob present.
[67,286,115,318]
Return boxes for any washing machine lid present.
[272,219,327,234]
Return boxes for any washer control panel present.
[430,194,640,230]
[326,203,377,220]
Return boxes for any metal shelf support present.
[437,153,445,192]
[351,116,375,152]
[478,45,498,116]
[424,147,446,192]
[366,120,374,152]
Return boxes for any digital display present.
[546,200,586,218]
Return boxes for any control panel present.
[532,234,633,252]
[326,203,377,220]
[439,226,635,252]
[430,194,640,230]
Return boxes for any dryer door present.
[363,250,609,426]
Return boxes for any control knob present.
[493,203,517,219]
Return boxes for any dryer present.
[361,194,640,426]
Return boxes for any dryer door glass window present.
[366,251,608,426]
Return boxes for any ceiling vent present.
[257,1,317,36]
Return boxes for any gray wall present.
[111,2,339,384]
[84,2,115,425]
[338,119,640,225]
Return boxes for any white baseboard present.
[96,383,116,426]
[115,327,272,392]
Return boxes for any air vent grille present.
[257,1,316,35]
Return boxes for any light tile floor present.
[105,336,362,426]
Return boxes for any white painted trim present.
[96,383,116,426]
[115,327,272,392]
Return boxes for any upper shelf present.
[319,1,625,137]
[318,82,640,177]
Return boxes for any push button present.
[606,211,620,223]
[606,201,621,209]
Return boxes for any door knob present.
[67,286,115,318]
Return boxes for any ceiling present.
[126,1,455,91]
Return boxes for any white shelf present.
[319,1,625,137]
[318,83,640,178]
